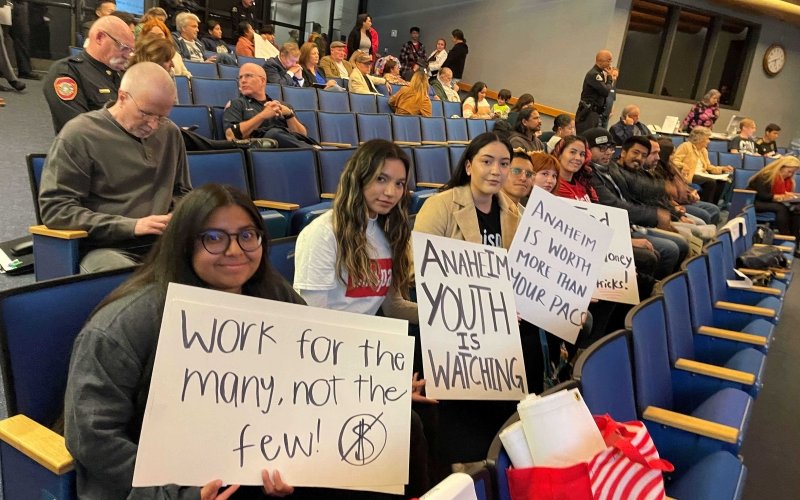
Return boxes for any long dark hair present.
[464,80,487,104]
[442,132,513,191]
[514,108,536,135]
[355,13,370,30]
[333,140,412,296]
[552,135,594,193]
[510,93,534,112]
[94,184,284,313]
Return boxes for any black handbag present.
[753,224,775,245]
[736,246,788,269]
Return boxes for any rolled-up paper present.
[499,421,535,468]
[420,472,478,500]
[517,388,605,467]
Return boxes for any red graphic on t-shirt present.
[346,258,393,297]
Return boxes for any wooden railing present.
[456,81,574,119]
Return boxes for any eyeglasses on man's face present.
[510,167,534,179]
[102,30,133,55]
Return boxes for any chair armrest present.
[742,285,782,295]
[28,225,88,239]
[393,140,422,146]
[696,325,768,347]
[320,193,335,200]
[773,234,796,242]
[0,415,73,475]
[447,140,471,145]
[753,243,792,253]
[674,358,755,385]
[732,188,756,194]
[320,141,352,148]
[643,406,739,444]
[714,300,776,318]
[416,182,444,189]
[421,140,449,145]
[253,200,300,211]
[738,267,787,280]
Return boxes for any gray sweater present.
[39,107,191,248]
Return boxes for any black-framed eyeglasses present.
[595,145,614,152]
[123,91,169,124]
[510,167,534,179]
[102,30,134,54]
[198,228,263,254]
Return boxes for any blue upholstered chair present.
[626,298,754,462]
[316,147,357,197]
[248,148,331,234]
[295,110,320,144]
[186,149,287,238]
[704,240,782,318]
[174,75,192,104]
[317,89,350,112]
[0,268,134,500]
[317,111,359,147]
[445,117,470,144]
[168,105,214,138]
[413,146,451,189]
[573,330,748,499]
[191,78,238,106]
[661,271,766,398]
[682,254,775,351]
[420,116,448,145]
[281,86,319,110]
[349,92,377,114]
[356,113,393,143]
[391,115,423,145]
[183,60,219,78]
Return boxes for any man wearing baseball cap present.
[583,127,686,279]
[319,40,354,83]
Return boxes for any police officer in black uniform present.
[575,49,618,134]
[231,0,259,37]
[43,16,131,133]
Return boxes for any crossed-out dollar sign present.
[338,413,387,466]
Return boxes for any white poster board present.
[133,284,413,492]
[412,232,527,401]
[254,35,279,59]
[508,187,613,343]
[566,200,639,305]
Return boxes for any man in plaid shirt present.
[399,26,426,78]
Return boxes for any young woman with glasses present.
[64,184,299,499]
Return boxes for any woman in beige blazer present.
[412,131,522,469]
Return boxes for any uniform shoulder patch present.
[595,74,604,81]
[231,6,238,12]
[54,77,78,101]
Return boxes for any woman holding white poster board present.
[293,139,432,496]
[64,185,300,499]
[413,132,522,468]
[551,137,624,356]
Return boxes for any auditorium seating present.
[356,113,393,143]
[661,270,767,398]
[183,60,219,78]
[169,104,214,138]
[191,77,238,106]
[0,268,134,500]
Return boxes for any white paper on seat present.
[420,473,478,500]
[499,420,534,468]
[517,388,605,467]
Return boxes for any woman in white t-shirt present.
[294,140,431,496]
[294,140,417,321]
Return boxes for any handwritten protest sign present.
[412,232,527,400]
[508,187,613,343]
[566,200,639,305]
[133,284,414,492]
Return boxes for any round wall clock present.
[763,43,786,76]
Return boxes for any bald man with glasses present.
[44,15,134,133]
[39,62,191,273]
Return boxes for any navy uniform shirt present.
[43,50,121,133]
[579,64,613,112]
[223,94,291,137]
[231,1,258,36]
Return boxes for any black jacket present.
[442,42,468,78]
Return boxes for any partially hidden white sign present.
[508,187,613,343]
[133,284,414,492]
[412,232,527,400]
[566,200,639,305]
